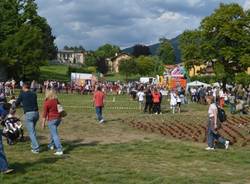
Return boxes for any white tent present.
[187,80,211,88]
[212,82,233,88]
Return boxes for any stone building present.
[57,50,85,64]
[109,53,131,73]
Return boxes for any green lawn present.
[40,65,69,82]
[1,93,250,184]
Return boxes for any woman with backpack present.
[206,96,229,150]
[42,90,63,156]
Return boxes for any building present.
[57,50,85,64]
[109,53,131,73]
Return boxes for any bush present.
[235,72,250,87]
[190,75,217,84]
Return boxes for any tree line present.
[0,0,57,80]
[179,3,250,86]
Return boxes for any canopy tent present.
[212,82,233,89]
[187,81,210,88]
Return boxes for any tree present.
[95,44,120,74]
[136,56,163,76]
[119,58,138,81]
[22,0,57,60]
[85,51,97,67]
[179,30,203,75]
[132,44,151,57]
[157,38,175,64]
[200,3,250,86]
[95,44,120,59]
[96,57,109,74]
[0,0,57,80]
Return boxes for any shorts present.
[177,102,181,107]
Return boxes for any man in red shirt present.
[93,86,105,123]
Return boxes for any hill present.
[122,35,181,63]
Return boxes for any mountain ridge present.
[122,35,181,64]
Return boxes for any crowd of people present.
[188,85,250,114]
[0,78,250,174]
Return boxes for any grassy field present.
[40,65,69,82]
[39,64,140,82]
[1,93,250,184]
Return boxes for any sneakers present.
[31,150,39,154]
[54,151,63,156]
[205,147,215,151]
[225,140,230,149]
[48,145,54,150]
[3,169,14,174]
[99,119,104,124]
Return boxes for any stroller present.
[0,103,24,145]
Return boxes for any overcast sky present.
[36,0,250,50]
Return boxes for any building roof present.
[111,52,131,61]
[58,49,85,53]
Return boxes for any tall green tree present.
[95,44,120,74]
[179,30,203,75]
[0,0,57,80]
[157,38,175,65]
[200,3,250,85]
[136,56,163,76]
[119,58,138,81]
[95,44,120,59]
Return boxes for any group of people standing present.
[137,87,185,114]
[0,82,64,174]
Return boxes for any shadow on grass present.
[10,157,64,174]
[62,139,99,154]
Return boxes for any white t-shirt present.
[137,91,145,102]
[170,92,177,106]
[208,103,217,117]
[219,90,224,98]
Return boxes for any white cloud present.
[244,0,250,9]
[36,0,247,50]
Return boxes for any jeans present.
[207,117,226,148]
[0,131,9,171]
[25,111,39,151]
[229,103,236,114]
[144,102,153,113]
[48,119,62,152]
[95,107,103,121]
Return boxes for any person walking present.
[15,82,40,154]
[144,88,153,113]
[170,90,177,114]
[93,86,105,123]
[42,90,63,156]
[0,104,14,174]
[205,97,229,150]
[0,131,14,174]
[137,89,145,111]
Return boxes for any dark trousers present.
[153,103,161,114]
[144,102,153,113]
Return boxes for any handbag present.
[57,103,67,117]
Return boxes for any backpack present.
[217,105,227,128]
